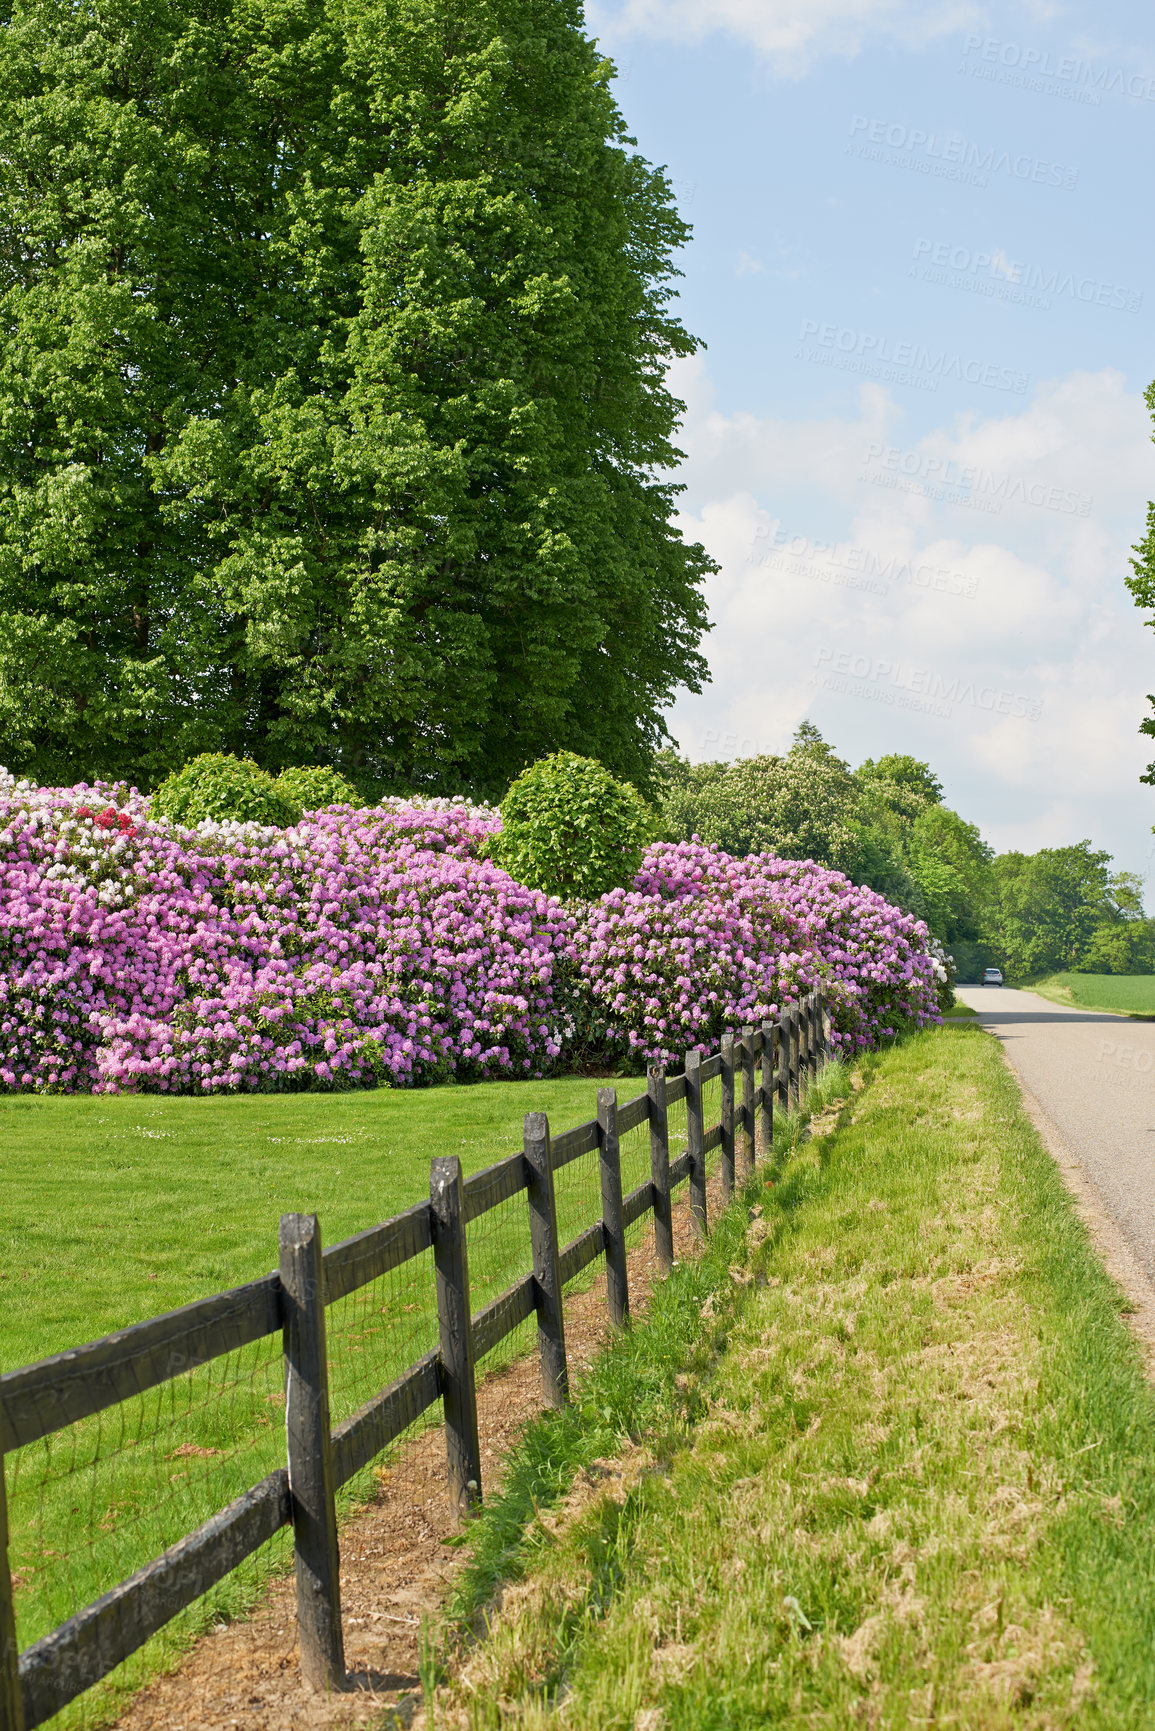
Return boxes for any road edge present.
[994,1042,1155,1375]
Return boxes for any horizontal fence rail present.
[0,994,828,1730]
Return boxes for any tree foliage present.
[659,729,1151,977]
[0,0,712,794]
[152,754,302,828]
[275,765,363,811]
[659,727,863,877]
[488,751,655,902]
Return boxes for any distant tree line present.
[659,725,1153,981]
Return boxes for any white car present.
[982,967,1004,986]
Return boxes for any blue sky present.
[587,0,1155,883]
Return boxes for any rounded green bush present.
[275,765,363,810]
[490,752,656,902]
[152,754,303,828]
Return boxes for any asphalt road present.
[955,983,1155,1286]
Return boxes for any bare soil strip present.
[112,1174,725,1731]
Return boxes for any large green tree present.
[982,843,1115,978]
[0,0,712,793]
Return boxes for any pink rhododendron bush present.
[0,774,939,1094]
[576,840,940,1064]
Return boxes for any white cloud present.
[664,361,1155,872]
[588,0,987,75]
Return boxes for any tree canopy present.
[659,728,1151,978]
[0,0,712,794]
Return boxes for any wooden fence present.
[0,993,828,1728]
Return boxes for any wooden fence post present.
[789,1008,802,1112]
[720,1033,736,1204]
[524,1113,568,1408]
[812,994,822,1077]
[280,1213,345,1694]
[776,1014,789,1116]
[430,1157,482,1515]
[741,1027,756,1176]
[648,1066,674,1274]
[0,1457,24,1731]
[760,1019,775,1159]
[684,1048,707,1240]
[597,1089,629,1329]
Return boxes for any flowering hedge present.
[0,773,938,1094]
[577,841,940,1063]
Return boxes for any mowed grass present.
[0,1076,626,1369]
[1029,972,1155,1018]
[432,1025,1155,1728]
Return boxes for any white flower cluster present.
[376,793,499,819]
[927,935,954,985]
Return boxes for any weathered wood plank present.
[0,1461,23,1731]
[621,1180,655,1231]
[462,1154,529,1225]
[684,1048,707,1241]
[323,1202,433,1305]
[331,1352,441,1488]
[430,1157,482,1516]
[668,1150,691,1189]
[280,1214,344,1691]
[1,1276,283,1453]
[720,1033,736,1205]
[648,1067,674,1274]
[699,1053,723,1084]
[551,1120,599,1169]
[664,1074,687,1105]
[760,1020,776,1156]
[741,1025,756,1178]
[598,1089,629,1328]
[617,1093,650,1134]
[18,1471,290,1730]
[471,1276,536,1364]
[703,1124,723,1154]
[524,1115,568,1409]
[558,1224,605,1288]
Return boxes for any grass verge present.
[423,1024,1155,1729]
[1024,973,1155,1019]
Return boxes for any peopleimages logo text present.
[861,443,1093,517]
[962,35,1155,103]
[847,116,1078,190]
[813,648,1043,721]
[911,239,1141,313]
[798,321,1028,394]
[750,525,979,599]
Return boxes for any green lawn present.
[3,1071,691,1722]
[0,1077,628,1368]
[437,1026,1155,1728]
[1028,972,1155,1018]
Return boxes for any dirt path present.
[114,1171,730,1731]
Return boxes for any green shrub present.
[490,752,655,902]
[152,754,302,828]
[275,765,363,810]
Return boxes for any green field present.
[2,1071,695,1722]
[1029,972,1155,1017]
[0,1076,629,1368]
